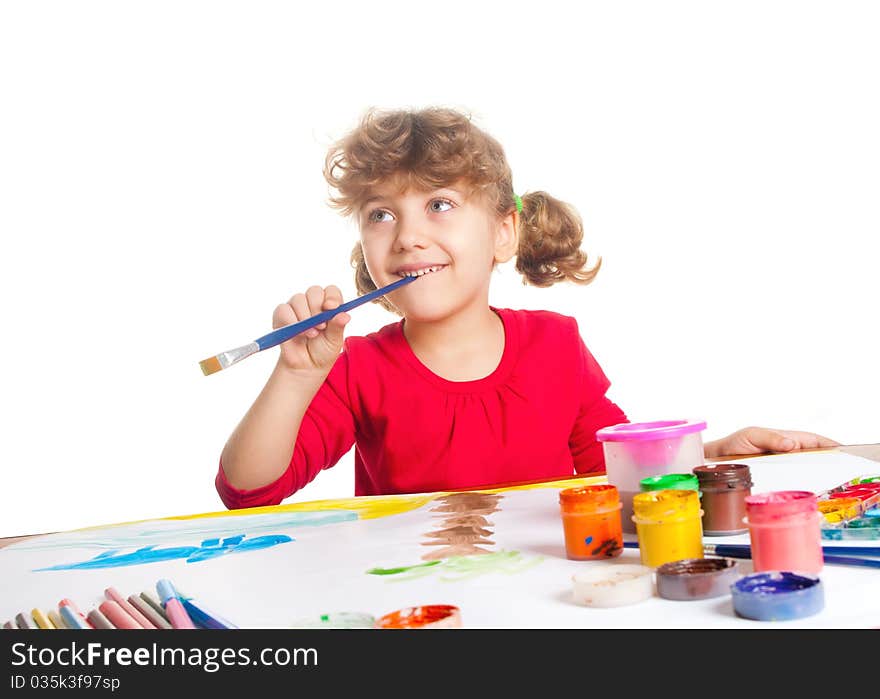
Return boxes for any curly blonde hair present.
[323,106,601,314]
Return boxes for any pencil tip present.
[199,356,223,376]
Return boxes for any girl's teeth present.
[400,265,444,277]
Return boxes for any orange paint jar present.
[559,485,624,560]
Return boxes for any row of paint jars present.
[558,485,705,565]
[559,483,824,574]
[640,463,754,536]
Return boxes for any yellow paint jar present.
[632,489,704,568]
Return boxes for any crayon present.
[128,594,172,630]
[178,592,238,629]
[87,609,116,630]
[48,610,66,629]
[156,579,196,629]
[59,598,94,629]
[105,587,156,629]
[3,620,16,629]
[98,600,141,629]
[15,612,37,629]
[139,590,168,619]
[31,608,56,629]
[58,605,90,629]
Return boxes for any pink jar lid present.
[595,420,707,443]
[745,490,818,523]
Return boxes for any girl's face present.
[357,180,516,322]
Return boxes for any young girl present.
[216,107,839,509]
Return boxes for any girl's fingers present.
[305,285,330,330]
[289,293,311,322]
[324,312,350,344]
[323,285,344,309]
[305,286,325,316]
[281,286,345,340]
[272,303,297,330]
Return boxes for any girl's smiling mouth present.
[395,264,449,278]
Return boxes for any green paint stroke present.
[367,550,543,583]
[367,560,442,575]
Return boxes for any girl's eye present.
[429,199,454,213]
[368,209,393,223]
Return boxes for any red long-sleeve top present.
[216,307,628,509]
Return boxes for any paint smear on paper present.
[172,494,436,522]
[33,534,293,571]
[368,550,543,582]
[421,492,502,560]
[13,510,357,552]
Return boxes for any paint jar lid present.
[640,473,700,492]
[745,490,817,524]
[571,564,654,607]
[632,489,702,522]
[693,463,753,489]
[596,419,707,443]
[656,557,740,601]
[731,571,824,621]
[375,604,462,629]
[559,484,621,513]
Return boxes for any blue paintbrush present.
[199,275,417,376]
[622,541,880,568]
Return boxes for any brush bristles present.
[199,356,223,376]
[198,342,260,376]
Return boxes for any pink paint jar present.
[744,491,823,574]
[597,419,707,534]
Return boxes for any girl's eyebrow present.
[362,187,464,207]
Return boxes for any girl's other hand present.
[273,285,351,374]
[704,427,842,459]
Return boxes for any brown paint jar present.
[693,463,753,536]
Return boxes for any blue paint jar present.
[730,571,824,621]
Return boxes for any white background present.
[1,1,877,539]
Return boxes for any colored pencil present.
[31,608,56,629]
[58,605,90,629]
[15,612,37,629]
[3,620,16,629]
[198,275,418,376]
[128,594,172,630]
[47,610,66,629]
[623,541,880,568]
[156,579,196,629]
[59,598,94,628]
[178,591,238,629]
[87,609,116,630]
[105,587,156,628]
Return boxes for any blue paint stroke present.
[14,510,358,552]
[33,534,293,571]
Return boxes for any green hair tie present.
[513,193,523,214]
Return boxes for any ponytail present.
[514,191,601,287]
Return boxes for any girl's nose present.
[392,222,428,251]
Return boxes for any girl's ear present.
[493,211,518,263]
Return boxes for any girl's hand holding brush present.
[199,275,414,376]
[212,276,416,491]
[274,285,351,375]
[217,284,351,492]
